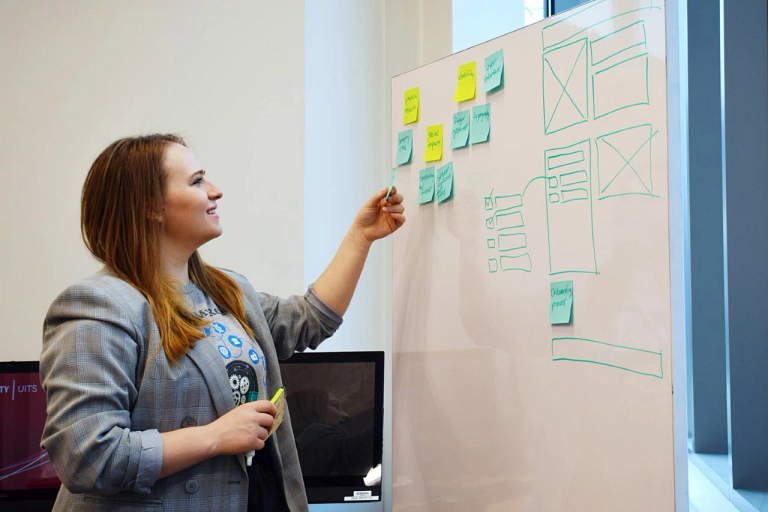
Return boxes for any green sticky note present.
[451,110,470,149]
[436,162,454,203]
[549,281,573,325]
[396,129,413,165]
[385,167,398,201]
[483,49,504,92]
[418,167,435,204]
[470,103,491,144]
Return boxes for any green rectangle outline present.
[551,337,663,379]
[592,53,650,120]
[547,150,585,170]
[590,20,648,67]
[560,170,588,187]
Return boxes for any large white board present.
[391,1,678,510]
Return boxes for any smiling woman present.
[41,133,405,512]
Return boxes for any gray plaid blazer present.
[40,268,342,511]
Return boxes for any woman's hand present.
[353,186,406,243]
[204,400,277,455]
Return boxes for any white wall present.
[304,2,451,510]
[0,0,305,361]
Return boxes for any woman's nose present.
[208,182,223,200]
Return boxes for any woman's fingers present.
[389,213,406,226]
[382,204,405,214]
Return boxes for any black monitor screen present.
[279,351,384,504]
[0,361,60,508]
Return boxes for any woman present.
[39,134,405,511]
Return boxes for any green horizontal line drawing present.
[550,270,599,276]
[542,3,661,52]
[596,124,659,200]
[498,233,527,252]
[500,253,532,272]
[541,0,606,50]
[590,20,648,66]
[542,38,588,135]
[560,170,588,187]
[592,53,650,120]
[495,194,522,210]
[547,150,584,170]
[561,188,589,203]
[551,337,663,379]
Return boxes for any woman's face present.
[322,392,350,426]
[161,143,223,253]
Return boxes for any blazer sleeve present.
[258,284,343,359]
[39,281,163,495]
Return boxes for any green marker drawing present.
[551,337,663,379]
[596,124,660,200]
[541,1,660,52]
[542,38,588,135]
[544,139,598,276]
[592,53,650,120]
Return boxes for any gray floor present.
[689,451,768,512]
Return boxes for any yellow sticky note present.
[403,87,420,124]
[453,61,476,102]
[267,387,285,438]
[424,124,443,162]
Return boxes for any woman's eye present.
[193,177,203,185]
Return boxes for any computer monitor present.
[0,361,60,511]
[279,351,384,504]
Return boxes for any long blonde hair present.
[81,134,254,363]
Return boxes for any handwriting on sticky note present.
[453,61,476,102]
[549,281,573,325]
[396,129,413,165]
[484,49,504,92]
[451,110,470,149]
[470,103,491,144]
[424,124,443,162]
[418,167,435,204]
[404,87,419,125]
[436,162,454,203]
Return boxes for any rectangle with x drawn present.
[542,38,588,135]
[596,123,659,200]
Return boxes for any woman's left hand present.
[354,187,406,243]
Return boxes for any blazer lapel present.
[240,292,287,482]
[185,340,250,475]
[185,340,234,419]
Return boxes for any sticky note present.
[436,162,454,203]
[418,167,435,204]
[549,281,573,325]
[453,61,476,102]
[267,388,285,438]
[404,87,419,124]
[451,110,470,149]
[396,129,413,165]
[470,103,491,144]
[385,167,398,201]
[424,124,443,162]
[484,49,504,92]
